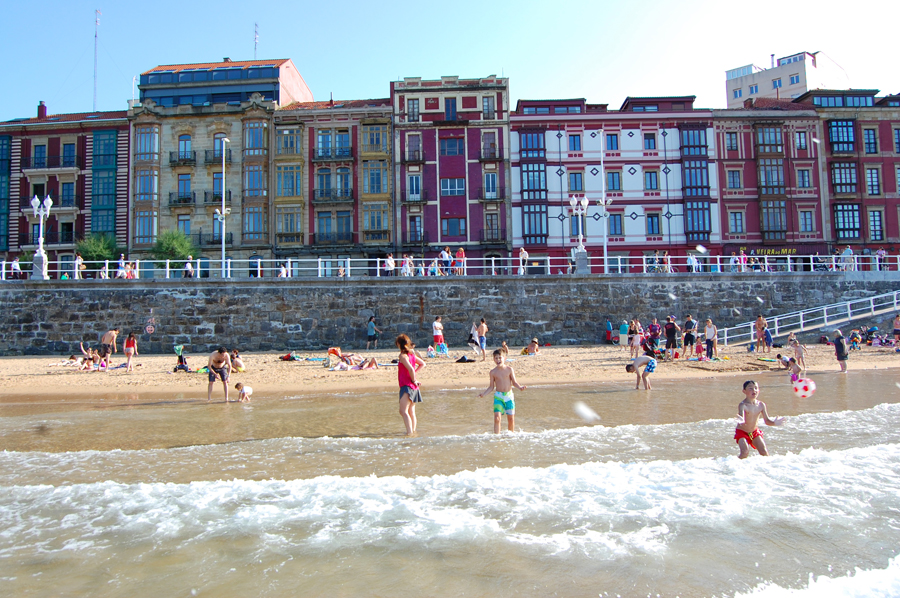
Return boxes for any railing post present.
[346,257,352,277]
[491,257,496,276]
[545,257,551,276]
[870,297,875,315]
[134,260,140,279]
[1,260,5,281]
[799,311,804,330]
[257,260,262,278]
[165,259,170,279]
[642,255,647,272]
[763,256,769,271]
[786,257,792,273]
[318,257,323,277]
[376,258,381,277]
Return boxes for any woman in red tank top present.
[396,334,426,436]
[124,332,138,372]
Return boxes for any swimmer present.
[234,382,252,402]
[625,354,656,390]
[479,348,527,433]
[735,380,785,459]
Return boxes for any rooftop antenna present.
[94,9,101,111]
[254,22,259,59]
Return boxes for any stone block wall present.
[0,272,897,355]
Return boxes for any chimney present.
[37,101,47,119]
[223,57,232,63]
[771,54,775,69]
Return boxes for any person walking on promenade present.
[518,247,529,275]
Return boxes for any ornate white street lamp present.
[569,196,590,251]
[216,137,231,278]
[30,195,53,280]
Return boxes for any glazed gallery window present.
[834,203,861,239]
[608,213,623,236]
[243,165,266,196]
[135,126,159,161]
[682,160,709,197]
[441,217,465,237]
[684,201,711,242]
[93,131,116,167]
[680,128,708,156]
[277,129,301,155]
[440,138,464,156]
[276,205,303,243]
[363,161,387,194]
[799,210,815,233]
[243,122,266,155]
[277,164,301,197]
[363,125,388,153]
[727,171,742,189]
[440,178,465,196]
[520,132,545,158]
[243,206,267,240]
[828,120,856,153]
[728,211,745,234]
[134,210,157,244]
[756,127,783,154]
[758,159,785,195]
[521,163,546,200]
[522,203,548,244]
[135,169,158,201]
[831,163,857,194]
[760,200,787,241]
[363,203,389,231]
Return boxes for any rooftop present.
[142,59,290,75]
[0,110,128,126]
[279,98,391,111]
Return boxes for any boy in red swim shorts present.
[735,380,785,459]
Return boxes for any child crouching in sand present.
[479,349,527,433]
[234,382,253,403]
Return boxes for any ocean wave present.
[732,554,900,597]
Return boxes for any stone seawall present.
[1,273,898,355]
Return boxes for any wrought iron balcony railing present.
[402,190,429,202]
[169,151,196,165]
[192,233,233,246]
[312,147,353,161]
[312,232,354,244]
[203,190,232,204]
[204,149,233,164]
[479,228,507,243]
[168,192,196,206]
[313,188,354,203]
[22,155,83,169]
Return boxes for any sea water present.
[1,371,899,597]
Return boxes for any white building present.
[725,52,850,109]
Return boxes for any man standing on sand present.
[207,347,233,402]
[476,318,489,361]
[99,328,119,368]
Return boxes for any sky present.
[0,0,898,121]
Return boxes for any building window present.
[407,174,421,201]
[608,213,623,236]
[866,168,881,195]
[178,135,192,160]
[568,172,583,192]
[772,78,782,89]
[481,132,497,158]
[316,168,332,195]
[521,163,546,200]
[646,213,660,235]
[134,210,157,244]
[92,170,116,208]
[684,201,711,242]
[870,210,884,241]
[520,132,545,158]
[644,133,656,150]
[632,105,658,112]
[797,169,811,188]
[363,202,389,232]
[523,203,548,244]
[570,211,585,237]
[828,120,855,153]
[733,89,742,99]
[796,131,808,150]
[864,129,878,154]
[441,217,466,237]
[440,138,464,156]
[522,107,550,115]
[243,122,266,156]
[363,125,388,153]
[727,170,742,189]
[482,96,495,120]
[276,205,303,243]
[445,97,457,121]
[363,160,387,194]
[725,132,738,151]
[177,214,190,235]
[644,171,659,190]
[749,84,758,94]
[756,127,783,153]
[277,164,301,197]
[760,200,787,241]
[408,215,423,242]
[135,169,158,201]
[213,133,228,159]
[277,129,301,155]
[831,162,857,194]
[93,131,116,168]
[407,98,419,122]
[135,126,159,161]
[894,129,900,153]
[682,160,709,196]
[606,171,621,191]
[441,178,465,196]
[758,159,785,195]
[244,165,265,196]
[680,128,708,156]
[790,74,800,85]
[729,211,744,234]
[569,134,581,152]
[243,205,267,241]
[177,174,192,200]
[799,210,815,233]
[483,172,498,199]
[834,204,861,240]
[606,134,618,151]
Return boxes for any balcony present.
[361,144,389,154]
[134,152,159,163]
[363,230,391,243]
[275,231,304,245]
[168,192,196,206]
[312,232,353,245]
[404,230,430,245]
[275,145,302,158]
[477,187,507,201]
[242,232,268,245]
[523,234,548,246]
[483,110,496,120]
[19,195,81,209]
[169,151,196,166]
[22,155,83,170]
[203,190,232,204]
[313,188,354,203]
[204,149,233,164]
[312,147,353,161]
[403,190,429,203]
[192,233,233,246]
[479,228,507,244]
[23,231,79,246]
[479,147,501,161]
[402,149,425,163]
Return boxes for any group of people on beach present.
[66,328,140,372]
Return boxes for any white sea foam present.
[733,555,900,597]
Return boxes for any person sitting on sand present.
[231,349,245,372]
[525,338,541,355]
[351,357,379,370]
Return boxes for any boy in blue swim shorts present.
[626,354,656,390]
[479,349,527,433]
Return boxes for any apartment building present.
[0,102,130,275]
[509,96,718,271]
[272,98,392,273]
[725,51,849,109]
[391,76,510,269]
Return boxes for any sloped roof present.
[1,110,128,126]
[143,59,290,75]
[279,98,391,111]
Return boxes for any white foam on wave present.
[732,554,900,597]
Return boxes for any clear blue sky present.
[0,0,897,120]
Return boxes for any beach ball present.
[792,378,817,398]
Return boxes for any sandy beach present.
[2,341,897,399]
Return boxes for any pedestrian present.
[704,319,717,360]
[876,247,887,271]
[755,315,767,353]
[663,316,681,360]
[476,318,489,361]
[184,255,195,279]
[123,332,138,372]
[10,256,22,280]
[366,316,382,351]
[74,252,84,280]
[518,247,529,275]
[833,329,849,372]
[647,317,662,352]
[396,333,425,436]
[479,348,527,433]
[432,315,445,347]
[207,347,233,402]
[440,246,452,275]
[99,327,119,369]
[618,319,629,349]
[841,245,855,271]
[455,247,466,275]
[383,253,396,277]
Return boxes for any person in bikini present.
[735,380,785,459]
[207,347,233,402]
[479,349,527,433]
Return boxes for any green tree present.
[75,233,123,269]
[150,229,198,267]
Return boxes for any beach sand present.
[1,341,896,399]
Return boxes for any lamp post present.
[216,137,231,278]
[597,138,612,274]
[569,196,590,251]
[30,195,53,280]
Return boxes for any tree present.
[150,229,198,266]
[76,233,123,269]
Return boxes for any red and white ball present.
[792,378,817,398]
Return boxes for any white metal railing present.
[0,253,898,281]
[718,290,900,346]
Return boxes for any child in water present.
[479,349,527,433]
[735,380,785,459]
[234,382,253,402]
